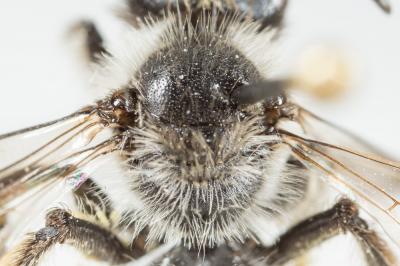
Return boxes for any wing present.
[0,106,123,213]
[295,106,392,157]
[278,105,400,247]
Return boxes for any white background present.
[0,0,399,265]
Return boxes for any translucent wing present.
[0,106,122,212]
[296,105,391,157]
[279,106,400,246]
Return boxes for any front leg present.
[69,21,109,65]
[2,209,140,266]
[373,0,392,13]
[255,199,396,266]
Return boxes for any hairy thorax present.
[126,115,282,246]
[123,112,306,248]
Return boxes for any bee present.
[0,0,398,265]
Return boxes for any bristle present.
[114,108,307,248]
[92,12,277,97]
[91,22,307,246]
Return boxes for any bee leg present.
[372,0,391,13]
[0,213,5,229]
[73,179,149,252]
[73,178,114,226]
[259,0,288,30]
[69,20,109,64]
[4,208,140,266]
[255,198,395,266]
[0,214,6,254]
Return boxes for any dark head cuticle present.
[138,41,260,129]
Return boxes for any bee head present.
[139,42,261,129]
